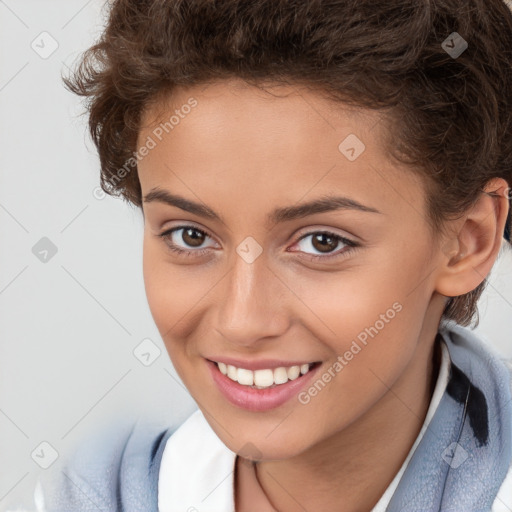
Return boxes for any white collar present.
[158,340,451,512]
[158,407,238,511]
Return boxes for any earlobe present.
[435,177,510,298]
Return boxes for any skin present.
[137,78,510,511]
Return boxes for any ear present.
[435,177,510,298]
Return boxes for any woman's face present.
[138,79,448,459]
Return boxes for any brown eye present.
[311,233,339,253]
[290,230,359,262]
[158,225,216,257]
[181,227,206,247]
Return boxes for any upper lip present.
[206,357,320,371]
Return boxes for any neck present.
[252,329,442,512]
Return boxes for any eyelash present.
[158,225,360,262]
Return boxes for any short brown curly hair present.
[63,0,512,328]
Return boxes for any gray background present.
[0,1,511,510]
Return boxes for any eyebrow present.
[143,187,382,228]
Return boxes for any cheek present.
[143,236,168,324]
[290,261,412,342]
[299,255,431,378]
[142,236,188,336]
[142,234,215,359]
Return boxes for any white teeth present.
[287,366,300,380]
[216,361,315,388]
[273,367,288,384]
[237,368,254,386]
[227,364,238,381]
[254,369,274,387]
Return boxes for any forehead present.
[140,78,384,147]
[137,79,426,222]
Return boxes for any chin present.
[220,428,313,462]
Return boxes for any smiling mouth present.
[208,360,322,389]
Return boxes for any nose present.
[214,250,290,348]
